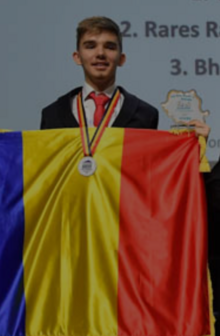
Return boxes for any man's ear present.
[73,51,82,65]
[118,53,126,67]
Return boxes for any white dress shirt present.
[72,82,124,127]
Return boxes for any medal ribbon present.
[77,88,120,156]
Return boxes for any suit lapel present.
[57,87,82,128]
[112,87,138,127]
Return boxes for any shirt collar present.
[82,82,116,100]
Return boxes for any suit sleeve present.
[151,107,159,129]
[40,109,47,129]
[206,158,220,213]
[40,104,64,130]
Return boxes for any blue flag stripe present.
[0,133,26,336]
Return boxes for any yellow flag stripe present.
[22,128,124,335]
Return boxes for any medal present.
[77,88,120,177]
[78,156,97,176]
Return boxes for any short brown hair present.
[76,16,122,51]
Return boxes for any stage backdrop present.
[0,0,220,161]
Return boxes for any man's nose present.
[96,46,106,57]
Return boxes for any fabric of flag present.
[0,128,211,336]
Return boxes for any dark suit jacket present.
[40,86,158,130]
[206,159,220,217]
[205,158,220,259]
[205,158,220,329]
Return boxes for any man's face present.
[73,31,126,90]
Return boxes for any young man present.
[40,16,211,139]
[40,16,159,130]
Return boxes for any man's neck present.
[85,78,116,93]
[84,81,116,95]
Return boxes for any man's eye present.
[106,44,117,50]
[84,44,95,49]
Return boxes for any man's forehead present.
[80,31,119,44]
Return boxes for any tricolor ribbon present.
[77,88,120,156]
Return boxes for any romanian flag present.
[0,129,212,336]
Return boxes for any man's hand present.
[186,119,211,140]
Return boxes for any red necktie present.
[89,92,110,126]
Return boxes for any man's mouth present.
[92,62,109,69]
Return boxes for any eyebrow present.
[83,40,96,45]
[82,40,118,47]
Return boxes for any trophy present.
[161,90,210,127]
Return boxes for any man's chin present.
[92,74,110,82]
[87,74,115,88]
